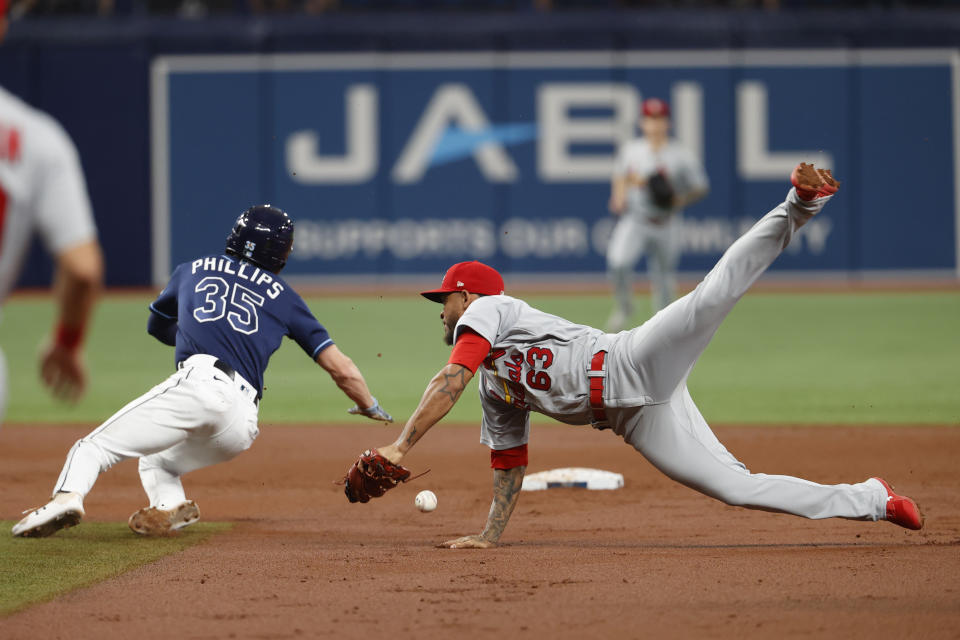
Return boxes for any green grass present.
[0,522,231,616]
[2,291,958,425]
[688,293,960,424]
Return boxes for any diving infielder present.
[0,12,104,419]
[351,164,923,548]
[606,97,709,331]
[13,205,392,538]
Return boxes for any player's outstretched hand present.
[438,534,497,550]
[347,398,393,422]
[39,343,87,403]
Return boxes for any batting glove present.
[348,398,393,423]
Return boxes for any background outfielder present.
[0,0,104,420]
[14,205,392,538]
[606,97,709,331]
[343,164,922,548]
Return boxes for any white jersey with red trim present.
[0,85,97,306]
[454,295,609,448]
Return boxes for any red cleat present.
[791,162,840,201]
[873,477,923,530]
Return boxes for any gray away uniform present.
[607,138,709,322]
[456,187,887,522]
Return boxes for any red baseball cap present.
[421,261,505,302]
[642,97,670,118]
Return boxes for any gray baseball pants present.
[608,189,886,521]
[607,214,682,317]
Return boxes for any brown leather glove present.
[341,449,414,503]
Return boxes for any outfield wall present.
[1,11,958,287]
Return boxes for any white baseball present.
[414,490,437,513]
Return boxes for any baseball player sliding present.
[13,205,393,538]
[342,164,922,547]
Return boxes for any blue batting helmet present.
[225,205,294,273]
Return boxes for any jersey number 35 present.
[193,277,264,335]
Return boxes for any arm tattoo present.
[481,466,525,543]
[401,366,471,448]
[436,365,469,405]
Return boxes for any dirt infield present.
[1,423,958,639]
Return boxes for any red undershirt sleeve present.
[447,330,490,373]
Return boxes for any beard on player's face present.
[440,293,463,346]
[442,309,460,346]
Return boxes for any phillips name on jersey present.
[190,255,285,299]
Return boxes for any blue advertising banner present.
[151,50,959,284]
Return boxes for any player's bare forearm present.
[609,177,628,214]
[333,365,375,409]
[385,364,474,460]
[336,374,375,410]
[39,241,104,401]
[481,466,525,543]
[53,240,103,333]
[439,466,525,549]
[316,345,376,409]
